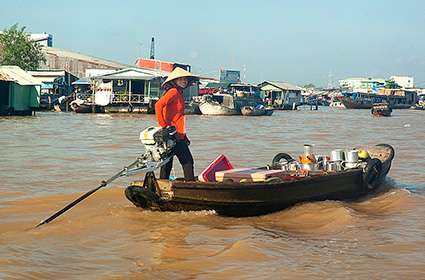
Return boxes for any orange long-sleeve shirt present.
[155,87,186,140]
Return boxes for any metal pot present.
[330,150,345,161]
[343,162,359,169]
[345,150,359,163]
[279,163,290,171]
[326,161,343,172]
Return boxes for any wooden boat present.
[264,107,274,116]
[329,98,346,108]
[199,93,264,116]
[340,90,417,109]
[199,101,239,115]
[410,101,425,110]
[410,104,425,110]
[199,94,240,115]
[371,103,392,117]
[241,106,265,116]
[241,106,274,116]
[125,144,394,217]
[70,100,103,113]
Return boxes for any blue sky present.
[1,0,424,87]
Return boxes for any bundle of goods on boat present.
[195,144,386,184]
[371,103,392,117]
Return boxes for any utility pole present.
[150,37,155,59]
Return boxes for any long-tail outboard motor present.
[120,126,177,176]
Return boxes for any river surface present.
[1,108,425,279]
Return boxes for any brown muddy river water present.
[1,108,425,279]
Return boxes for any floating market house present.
[28,69,78,110]
[28,69,78,96]
[0,66,41,116]
[90,67,166,113]
[258,81,303,109]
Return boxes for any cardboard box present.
[216,168,290,182]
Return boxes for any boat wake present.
[252,201,356,234]
[0,179,419,239]
[349,188,412,214]
[251,183,415,235]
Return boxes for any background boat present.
[240,105,274,116]
[70,99,103,113]
[264,107,274,115]
[198,93,240,115]
[340,89,417,109]
[371,103,392,117]
[199,100,240,115]
[241,105,265,116]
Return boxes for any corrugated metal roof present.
[0,66,41,86]
[28,70,76,84]
[42,47,133,69]
[28,70,66,77]
[72,78,91,85]
[92,67,166,80]
[260,81,302,91]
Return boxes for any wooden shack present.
[91,67,165,113]
[0,66,41,115]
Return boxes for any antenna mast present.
[150,37,155,59]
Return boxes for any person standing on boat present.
[155,67,198,181]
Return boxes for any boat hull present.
[371,103,392,117]
[410,104,425,110]
[340,93,416,109]
[240,106,273,116]
[264,108,274,116]
[199,102,240,115]
[340,96,372,109]
[329,101,346,108]
[103,105,148,113]
[241,106,265,116]
[70,102,104,113]
[372,111,391,117]
[126,170,367,216]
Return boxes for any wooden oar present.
[36,158,141,228]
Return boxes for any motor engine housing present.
[140,126,177,161]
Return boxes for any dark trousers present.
[160,140,195,181]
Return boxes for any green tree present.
[384,79,401,89]
[0,24,46,70]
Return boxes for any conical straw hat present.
[161,67,198,87]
